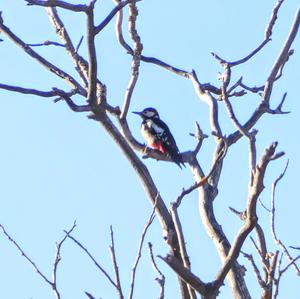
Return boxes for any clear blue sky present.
[0,1,299,298]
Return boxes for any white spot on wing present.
[146,120,164,135]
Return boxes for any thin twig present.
[189,70,223,138]
[128,206,156,299]
[112,0,194,79]
[211,143,284,292]
[109,226,124,299]
[227,8,300,146]
[0,224,52,286]
[25,0,88,12]
[290,246,300,251]
[175,139,227,206]
[148,242,165,299]
[259,198,271,213]
[254,223,270,283]
[280,254,300,274]
[211,0,285,67]
[85,292,96,299]
[76,36,84,53]
[265,0,285,39]
[52,222,77,299]
[190,121,209,155]
[0,83,76,98]
[66,233,119,290]
[0,14,86,95]
[273,253,284,299]
[0,222,76,299]
[267,92,290,115]
[53,89,91,112]
[27,40,65,47]
[212,38,271,67]
[95,0,141,34]
[46,7,89,87]
[241,251,265,288]
[270,160,300,275]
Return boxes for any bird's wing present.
[154,119,180,153]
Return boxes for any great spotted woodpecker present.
[133,107,185,168]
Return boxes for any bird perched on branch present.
[133,107,185,168]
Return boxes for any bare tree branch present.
[0,83,75,98]
[148,243,165,299]
[0,224,52,286]
[265,0,285,39]
[267,92,290,115]
[86,3,99,108]
[254,224,270,284]
[227,7,300,146]
[95,0,141,34]
[158,255,211,297]
[85,292,96,299]
[128,205,156,299]
[1,1,299,298]
[53,89,91,112]
[270,160,300,275]
[175,140,227,207]
[0,222,76,299]
[211,0,285,67]
[241,251,265,288]
[46,7,89,87]
[25,0,88,12]
[0,13,86,95]
[109,226,124,299]
[52,222,77,299]
[211,142,284,292]
[27,40,65,47]
[66,233,119,290]
[169,203,197,299]
[290,246,300,251]
[211,38,270,67]
[189,70,223,139]
[120,0,143,120]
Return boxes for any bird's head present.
[132,107,159,119]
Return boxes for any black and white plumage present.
[133,107,184,168]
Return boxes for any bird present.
[132,107,185,168]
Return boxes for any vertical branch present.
[148,242,165,299]
[265,0,284,39]
[109,226,124,299]
[189,70,222,139]
[270,161,300,275]
[120,0,143,120]
[52,222,77,299]
[86,2,99,108]
[254,224,270,284]
[112,0,133,53]
[248,130,258,185]
[170,203,197,299]
[263,8,300,104]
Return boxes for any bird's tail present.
[171,153,185,169]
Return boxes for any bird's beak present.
[132,111,142,116]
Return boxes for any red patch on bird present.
[151,142,165,154]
